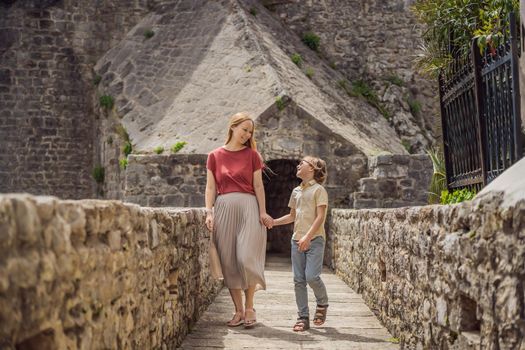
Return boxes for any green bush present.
[115,124,130,142]
[92,165,105,184]
[99,95,114,109]
[385,75,404,87]
[123,142,132,157]
[440,188,476,204]
[407,97,422,116]
[171,141,187,153]
[93,75,102,86]
[291,53,302,66]
[154,146,164,154]
[275,96,286,111]
[119,158,128,170]
[302,32,320,51]
[249,7,257,16]
[144,29,155,39]
[351,80,391,119]
[305,67,315,79]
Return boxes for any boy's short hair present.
[303,156,327,184]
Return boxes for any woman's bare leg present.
[244,286,257,327]
[227,288,244,326]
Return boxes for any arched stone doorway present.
[263,159,300,254]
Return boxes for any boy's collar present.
[300,179,317,188]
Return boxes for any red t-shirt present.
[206,147,264,195]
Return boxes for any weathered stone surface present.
[331,192,525,349]
[0,194,221,349]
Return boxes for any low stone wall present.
[352,153,432,209]
[124,154,208,207]
[0,194,221,349]
[331,193,525,349]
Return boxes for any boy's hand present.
[298,235,312,252]
[260,213,274,229]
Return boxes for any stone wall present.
[352,153,433,209]
[0,0,151,199]
[124,154,208,207]
[265,0,438,152]
[0,193,221,349]
[331,193,525,349]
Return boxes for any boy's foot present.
[244,308,257,328]
[313,305,328,326]
[227,311,244,327]
[293,317,310,332]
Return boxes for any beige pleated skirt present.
[212,192,267,291]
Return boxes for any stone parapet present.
[352,154,432,209]
[124,154,208,208]
[331,193,525,349]
[0,194,221,349]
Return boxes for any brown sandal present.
[244,308,257,328]
[313,305,328,326]
[293,317,310,332]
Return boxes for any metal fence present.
[439,12,523,191]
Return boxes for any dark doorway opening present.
[263,159,300,254]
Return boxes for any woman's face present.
[231,120,254,145]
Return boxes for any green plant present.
[275,96,286,111]
[171,141,187,153]
[305,67,314,79]
[387,337,400,344]
[385,74,404,87]
[154,146,164,154]
[99,95,114,110]
[402,139,412,153]
[351,80,391,119]
[302,32,320,51]
[115,124,130,142]
[407,96,422,116]
[119,158,128,170]
[249,7,257,16]
[123,142,132,157]
[92,165,105,184]
[144,29,155,39]
[93,75,101,86]
[338,79,356,97]
[440,188,476,204]
[291,53,302,66]
[427,147,447,204]
[411,0,519,75]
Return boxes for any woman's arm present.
[253,169,273,228]
[273,208,296,226]
[205,169,217,232]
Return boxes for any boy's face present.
[296,159,314,180]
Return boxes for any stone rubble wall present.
[0,194,221,349]
[331,193,525,349]
[352,153,433,209]
[124,154,208,208]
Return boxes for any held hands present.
[260,213,274,229]
[298,235,312,252]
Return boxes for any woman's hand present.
[205,212,214,232]
[260,213,274,229]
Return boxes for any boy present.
[273,156,329,331]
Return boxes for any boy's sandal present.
[313,304,328,326]
[244,308,257,328]
[226,311,244,327]
[293,317,310,332]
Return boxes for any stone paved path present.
[178,255,399,349]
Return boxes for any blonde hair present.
[303,156,327,184]
[225,112,257,150]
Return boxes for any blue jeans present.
[291,236,328,318]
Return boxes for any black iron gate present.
[439,12,523,191]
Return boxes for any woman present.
[205,112,273,328]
